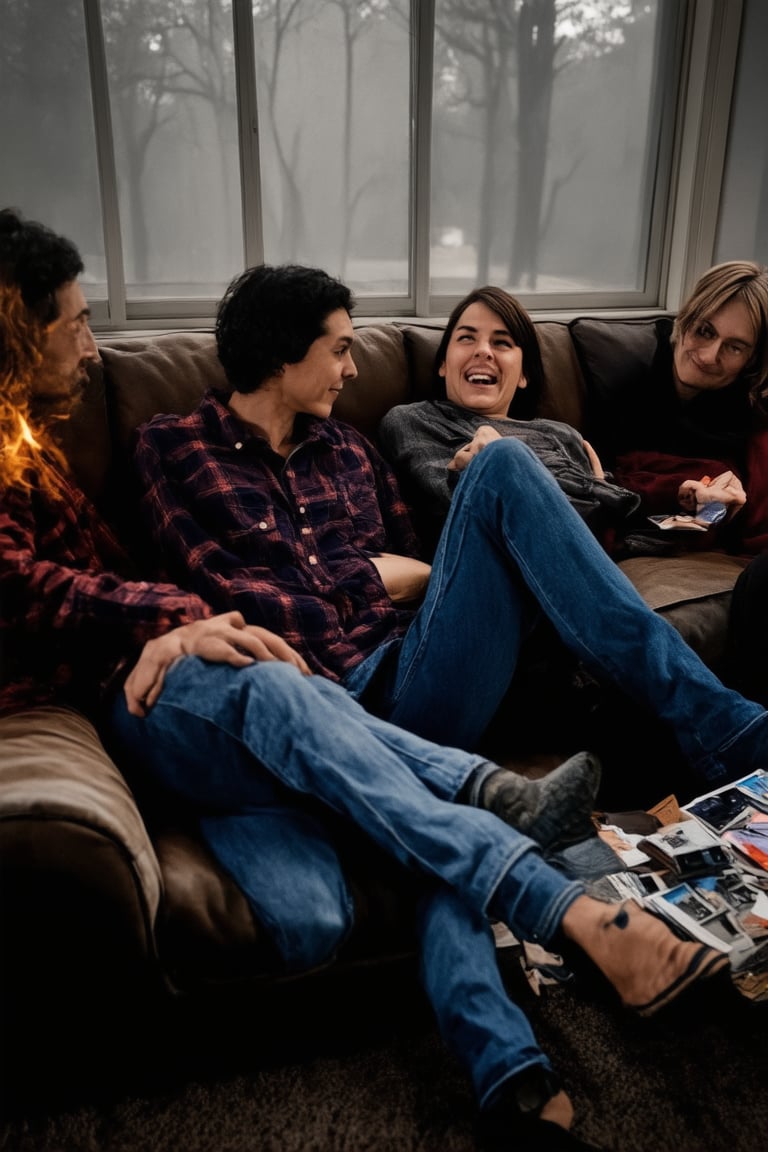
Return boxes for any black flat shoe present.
[479,1114,608,1151]
[478,1068,609,1151]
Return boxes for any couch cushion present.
[154,823,419,991]
[569,316,667,397]
[101,331,224,454]
[334,324,411,439]
[99,325,410,451]
[569,315,671,454]
[0,707,163,999]
[618,552,748,669]
[400,324,444,402]
[535,321,587,429]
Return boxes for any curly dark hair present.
[215,263,355,393]
[0,208,84,325]
[432,286,544,419]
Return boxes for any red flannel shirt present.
[0,460,211,717]
[133,390,421,683]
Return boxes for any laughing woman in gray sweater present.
[379,285,638,555]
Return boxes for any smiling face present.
[673,298,756,399]
[439,301,526,419]
[277,307,357,418]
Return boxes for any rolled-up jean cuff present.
[465,760,501,807]
[488,847,586,945]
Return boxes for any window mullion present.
[82,0,126,325]
[412,0,435,315]
[233,0,263,268]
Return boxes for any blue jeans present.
[346,438,768,784]
[109,656,582,1107]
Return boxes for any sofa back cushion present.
[70,314,656,512]
[333,324,411,439]
[100,324,411,454]
[569,315,671,457]
[102,332,225,456]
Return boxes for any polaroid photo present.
[639,819,730,878]
[683,787,756,834]
[735,770,768,814]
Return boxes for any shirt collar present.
[203,389,335,451]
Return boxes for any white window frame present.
[80,0,744,329]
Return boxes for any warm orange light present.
[18,414,41,450]
[1,412,42,464]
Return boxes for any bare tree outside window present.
[101,0,242,298]
[432,0,660,294]
[253,0,410,293]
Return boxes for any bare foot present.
[561,895,730,1016]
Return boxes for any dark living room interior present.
[2,1,768,1150]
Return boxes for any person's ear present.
[518,374,527,390]
[438,360,446,378]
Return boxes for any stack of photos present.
[594,773,768,998]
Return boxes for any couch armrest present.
[0,706,163,992]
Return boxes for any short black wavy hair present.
[216,263,355,393]
[0,208,84,325]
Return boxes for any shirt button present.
[308,555,318,565]
[258,521,268,530]
[234,441,243,450]
[298,505,306,514]
[301,526,311,535]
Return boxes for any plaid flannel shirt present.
[0,460,210,717]
[133,390,421,683]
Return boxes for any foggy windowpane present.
[715,0,768,265]
[0,1,106,297]
[432,0,661,295]
[101,0,242,299]
[252,0,410,295]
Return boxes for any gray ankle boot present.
[474,751,602,850]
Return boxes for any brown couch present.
[0,317,748,1079]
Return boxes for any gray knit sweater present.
[379,399,640,529]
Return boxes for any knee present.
[271,882,355,972]
[469,437,540,487]
[235,659,314,723]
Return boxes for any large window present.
[430,0,675,303]
[0,1,753,325]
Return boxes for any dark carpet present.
[2,951,766,1152]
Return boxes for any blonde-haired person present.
[578,261,768,555]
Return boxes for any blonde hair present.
[673,261,768,409]
[0,280,68,495]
